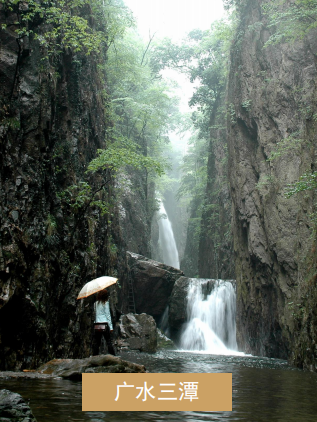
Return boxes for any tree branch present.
[141,31,156,66]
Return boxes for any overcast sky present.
[124,0,225,41]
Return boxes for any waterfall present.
[159,305,170,337]
[157,201,180,269]
[180,279,242,355]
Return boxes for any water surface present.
[1,350,317,421]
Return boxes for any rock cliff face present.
[117,173,155,258]
[227,0,317,366]
[198,97,235,280]
[168,276,191,335]
[0,4,119,370]
[120,252,183,320]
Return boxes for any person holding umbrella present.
[93,288,116,356]
[77,276,117,356]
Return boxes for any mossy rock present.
[157,329,175,350]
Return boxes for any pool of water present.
[1,350,317,421]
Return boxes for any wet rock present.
[37,355,146,380]
[117,174,152,258]
[0,371,53,380]
[0,389,37,421]
[116,313,157,353]
[157,329,175,350]
[227,0,317,364]
[124,252,183,319]
[168,277,191,333]
[0,3,118,370]
[10,210,19,222]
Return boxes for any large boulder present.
[36,355,146,380]
[124,252,183,319]
[0,389,37,421]
[116,313,157,353]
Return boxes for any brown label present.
[82,373,232,411]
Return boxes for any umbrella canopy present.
[77,276,118,299]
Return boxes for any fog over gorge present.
[0,0,317,420]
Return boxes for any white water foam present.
[179,279,245,356]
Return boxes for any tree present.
[150,16,236,275]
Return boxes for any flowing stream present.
[157,201,180,269]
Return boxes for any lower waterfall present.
[180,279,242,355]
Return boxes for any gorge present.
[0,1,317,417]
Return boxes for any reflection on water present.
[1,350,317,422]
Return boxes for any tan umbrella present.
[77,276,118,299]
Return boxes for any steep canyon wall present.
[0,4,123,369]
[227,0,317,368]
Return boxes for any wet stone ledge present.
[0,389,37,421]
[0,354,147,381]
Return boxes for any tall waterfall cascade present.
[180,279,242,355]
[157,201,180,269]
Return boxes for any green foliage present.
[258,1,317,236]
[223,0,236,11]
[42,2,174,221]
[58,181,111,215]
[228,103,237,124]
[98,25,180,226]
[161,19,235,193]
[262,0,317,48]
[0,0,133,60]
[266,131,317,229]
[46,214,57,236]
[267,132,305,161]
[176,132,208,201]
[241,99,252,111]
[256,175,276,192]
[0,103,20,130]
[151,16,236,201]
[285,171,317,198]
[106,28,178,161]
[58,181,92,210]
[150,14,236,275]
[1,0,98,55]
[87,137,165,177]
[151,18,236,115]
[108,235,118,256]
[94,0,134,46]
[44,214,60,246]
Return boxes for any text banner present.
[82,373,232,411]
